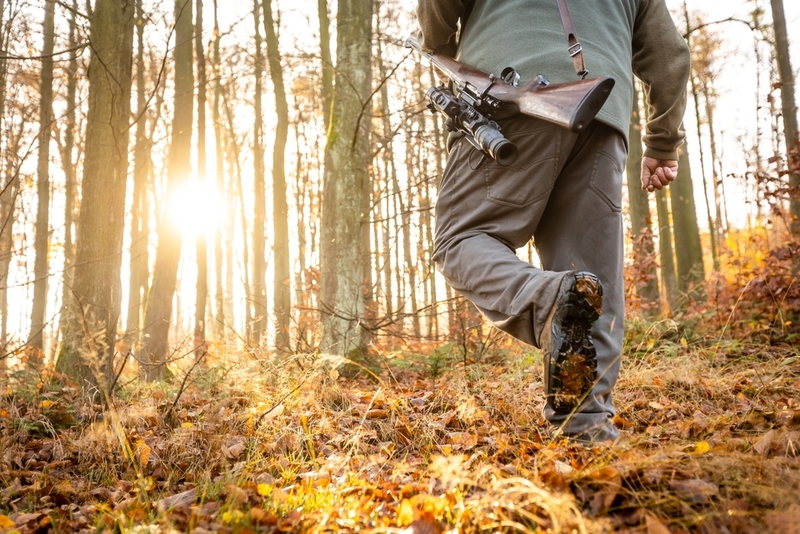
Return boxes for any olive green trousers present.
[432,116,626,437]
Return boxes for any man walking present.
[416,0,690,443]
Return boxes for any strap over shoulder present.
[555,0,588,78]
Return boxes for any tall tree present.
[655,190,678,311]
[318,0,333,132]
[250,0,267,345]
[55,0,80,350]
[683,5,718,271]
[769,0,799,231]
[194,0,208,357]
[626,81,660,310]
[28,0,55,354]
[211,0,227,341]
[140,0,194,381]
[670,144,705,298]
[125,0,151,344]
[261,0,291,352]
[319,0,373,357]
[56,0,134,390]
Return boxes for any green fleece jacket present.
[416,0,691,160]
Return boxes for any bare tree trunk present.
[222,84,248,337]
[376,25,394,318]
[194,0,208,357]
[140,0,193,381]
[55,0,79,354]
[770,0,800,232]
[211,0,226,342]
[0,125,22,355]
[318,0,333,132]
[625,81,659,310]
[125,0,150,345]
[670,145,706,300]
[56,0,134,392]
[654,189,678,312]
[683,4,718,271]
[29,0,56,355]
[319,0,373,357]
[261,0,291,352]
[699,78,728,244]
[250,0,267,345]
[428,68,452,333]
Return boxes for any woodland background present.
[1,0,800,532]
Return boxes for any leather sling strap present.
[555,0,588,78]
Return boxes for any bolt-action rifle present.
[405,36,615,166]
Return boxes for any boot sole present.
[547,273,603,414]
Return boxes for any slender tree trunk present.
[261,0,291,352]
[683,4,718,271]
[376,26,394,318]
[654,189,678,311]
[55,0,79,353]
[250,0,267,345]
[626,81,660,310]
[222,85,248,336]
[429,67,451,334]
[126,0,150,345]
[770,0,800,232]
[0,125,22,354]
[56,0,134,391]
[140,0,193,381]
[29,0,56,355]
[194,0,208,357]
[212,0,226,342]
[292,107,310,348]
[700,78,728,244]
[670,145,705,299]
[318,0,333,132]
[319,0,373,357]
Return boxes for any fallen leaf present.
[134,439,151,467]
[0,515,14,529]
[397,499,415,527]
[754,429,777,456]
[156,488,197,513]
[694,440,710,454]
[222,437,247,459]
[646,513,671,534]
[669,479,719,503]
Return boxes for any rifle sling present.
[555,0,588,78]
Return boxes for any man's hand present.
[641,156,678,192]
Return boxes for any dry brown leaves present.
[1,337,799,533]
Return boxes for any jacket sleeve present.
[632,0,691,160]
[415,0,465,55]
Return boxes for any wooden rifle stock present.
[406,36,614,133]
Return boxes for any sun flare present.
[165,179,224,239]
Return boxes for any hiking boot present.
[540,271,603,414]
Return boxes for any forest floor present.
[1,316,800,533]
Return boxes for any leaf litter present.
[1,333,799,533]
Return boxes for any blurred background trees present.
[0,0,798,385]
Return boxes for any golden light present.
[165,178,224,239]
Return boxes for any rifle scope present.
[427,87,518,166]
